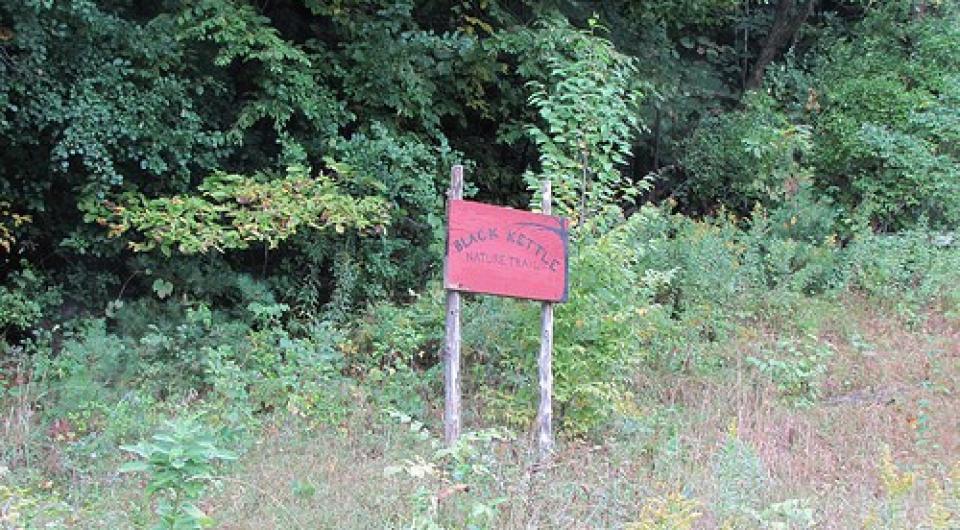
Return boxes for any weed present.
[712,429,767,524]
[0,476,73,528]
[748,336,832,405]
[384,411,507,529]
[626,492,702,530]
[120,417,236,529]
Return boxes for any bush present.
[747,335,832,406]
[0,268,61,347]
[464,209,677,434]
[843,229,960,311]
[120,418,236,529]
[347,286,445,417]
[810,7,960,230]
[682,93,812,216]
[25,296,354,457]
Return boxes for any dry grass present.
[205,300,960,529]
[2,297,956,528]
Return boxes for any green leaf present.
[152,278,174,299]
[119,461,151,473]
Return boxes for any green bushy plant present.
[120,418,236,529]
[0,268,61,346]
[549,214,670,431]
[466,208,674,434]
[518,15,647,226]
[712,431,768,526]
[642,210,744,337]
[383,411,506,530]
[810,6,960,230]
[26,282,354,451]
[843,229,960,311]
[741,200,844,296]
[349,286,445,417]
[324,122,461,302]
[228,316,352,426]
[747,335,832,406]
[682,92,812,216]
[29,319,131,434]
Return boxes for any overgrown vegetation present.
[1,0,958,528]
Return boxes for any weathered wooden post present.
[443,165,464,447]
[536,180,555,458]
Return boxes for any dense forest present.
[1,1,959,528]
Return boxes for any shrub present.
[0,268,61,347]
[348,286,445,417]
[711,431,767,524]
[467,208,674,434]
[383,413,506,530]
[747,335,832,406]
[843,229,960,310]
[810,7,960,230]
[120,418,236,529]
[682,92,812,216]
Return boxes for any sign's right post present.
[536,180,555,459]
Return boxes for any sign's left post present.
[443,165,464,447]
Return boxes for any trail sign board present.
[442,166,563,459]
[444,199,569,303]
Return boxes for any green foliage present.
[30,319,137,435]
[121,418,236,529]
[747,335,832,405]
[105,165,389,256]
[741,198,844,295]
[0,268,61,343]
[0,0,225,206]
[467,209,675,433]
[322,122,461,301]
[176,0,347,163]
[618,0,740,28]
[549,215,667,431]
[313,0,489,136]
[384,412,506,530]
[683,93,813,215]
[349,286,445,416]
[24,290,352,451]
[712,432,767,525]
[844,229,960,313]
[507,15,646,225]
[810,6,960,230]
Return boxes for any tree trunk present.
[746,0,816,90]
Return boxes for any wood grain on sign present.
[444,200,569,302]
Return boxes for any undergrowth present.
[1,204,958,528]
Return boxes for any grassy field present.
[203,297,958,529]
[6,293,953,529]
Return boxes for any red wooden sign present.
[444,199,569,302]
